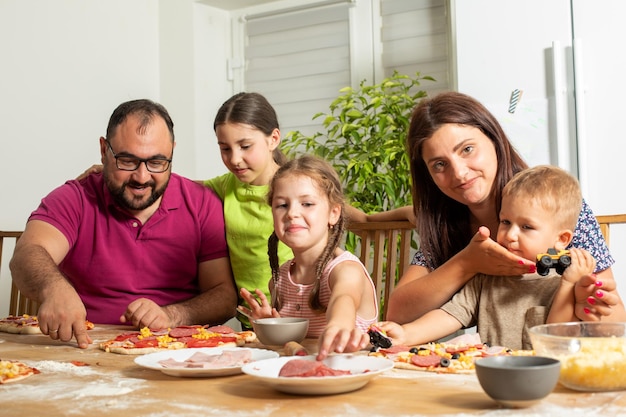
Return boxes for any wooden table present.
[1,325,626,416]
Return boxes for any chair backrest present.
[346,221,414,320]
[0,231,39,316]
[595,214,626,247]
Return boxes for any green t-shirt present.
[204,173,292,326]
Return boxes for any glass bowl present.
[529,322,626,391]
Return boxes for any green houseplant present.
[282,71,434,216]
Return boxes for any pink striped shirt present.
[275,251,378,337]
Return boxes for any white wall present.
[0,0,233,315]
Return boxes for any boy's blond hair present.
[502,165,582,231]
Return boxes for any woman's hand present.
[574,271,626,321]
[460,226,536,276]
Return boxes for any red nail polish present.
[587,296,596,305]
[595,280,603,287]
[584,307,591,315]
[518,260,524,265]
[528,265,536,273]
[596,291,604,298]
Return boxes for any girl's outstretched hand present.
[238,288,279,320]
[316,325,369,361]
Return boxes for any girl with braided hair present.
[239,155,378,360]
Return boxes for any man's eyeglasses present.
[106,140,172,173]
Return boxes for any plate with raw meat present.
[241,354,393,395]
[134,347,278,377]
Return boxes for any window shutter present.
[241,0,449,136]
[380,0,449,95]
[244,2,352,137]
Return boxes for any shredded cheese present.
[192,328,222,340]
[558,337,626,390]
[0,360,21,379]
[138,327,153,340]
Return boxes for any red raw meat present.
[278,359,351,377]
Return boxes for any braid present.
[309,211,346,312]
[267,232,282,310]
[267,154,348,315]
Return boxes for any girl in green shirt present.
[204,93,292,328]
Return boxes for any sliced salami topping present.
[205,325,236,334]
[168,326,202,338]
[410,353,443,368]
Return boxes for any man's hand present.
[120,298,173,329]
[37,287,92,349]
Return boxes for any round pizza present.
[99,325,257,355]
[0,315,95,335]
[0,359,40,384]
[368,329,533,374]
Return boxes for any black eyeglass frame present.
[105,140,173,173]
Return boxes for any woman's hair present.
[503,165,582,231]
[407,91,528,268]
[267,155,346,313]
[213,92,288,166]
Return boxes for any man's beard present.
[106,177,169,211]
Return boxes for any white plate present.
[241,354,394,395]
[134,347,279,377]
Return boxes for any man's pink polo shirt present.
[28,172,228,324]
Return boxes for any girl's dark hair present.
[267,155,346,313]
[407,91,528,268]
[213,92,288,166]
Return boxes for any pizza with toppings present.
[368,329,533,374]
[0,359,40,384]
[0,315,95,335]
[99,325,257,355]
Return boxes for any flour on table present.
[31,360,99,376]
[0,359,146,403]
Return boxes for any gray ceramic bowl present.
[251,317,309,346]
[475,356,561,408]
[529,322,626,391]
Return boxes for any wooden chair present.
[595,214,626,247]
[0,231,39,316]
[346,221,414,320]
